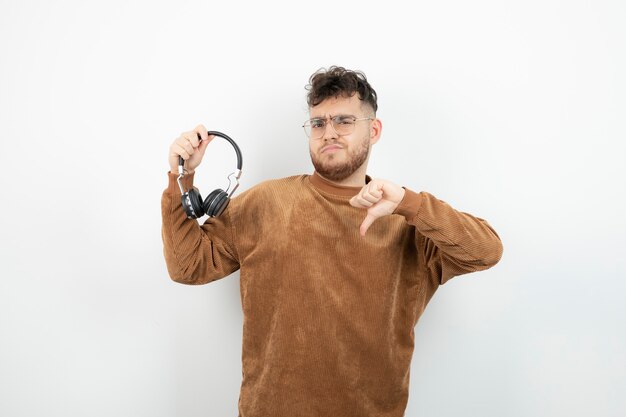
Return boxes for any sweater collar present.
[308,170,372,197]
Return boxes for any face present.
[307,94,381,181]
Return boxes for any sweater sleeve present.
[161,171,240,285]
[392,187,503,285]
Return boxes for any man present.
[161,66,503,417]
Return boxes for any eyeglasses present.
[302,115,373,139]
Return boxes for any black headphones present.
[176,130,243,219]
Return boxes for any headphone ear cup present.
[184,187,205,219]
[203,189,230,217]
[213,193,230,217]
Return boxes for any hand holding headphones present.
[168,124,243,219]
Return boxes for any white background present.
[1,1,624,416]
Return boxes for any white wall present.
[1,1,624,416]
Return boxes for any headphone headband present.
[177,130,243,172]
[176,130,244,219]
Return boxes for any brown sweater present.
[161,170,503,417]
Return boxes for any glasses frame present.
[302,115,374,140]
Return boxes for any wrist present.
[167,169,195,194]
[169,169,194,175]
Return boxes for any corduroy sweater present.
[161,169,503,417]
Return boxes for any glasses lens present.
[305,119,325,138]
[332,116,356,135]
[303,122,311,138]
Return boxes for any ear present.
[370,118,382,145]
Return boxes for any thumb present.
[360,213,378,237]
[197,135,211,154]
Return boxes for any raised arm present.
[162,123,240,285]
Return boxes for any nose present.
[321,119,339,140]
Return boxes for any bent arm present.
[393,188,503,285]
[161,171,240,285]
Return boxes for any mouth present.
[322,145,343,153]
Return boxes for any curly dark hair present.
[305,66,378,114]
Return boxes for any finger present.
[179,139,194,155]
[173,144,191,160]
[182,131,200,148]
[355,196,374,207]
[350,194,373,208]
[201,133,215,148]
[196,135,211,158]
[176,134,193,150]
[360,192,380,204]
[198,136,210,151]
[368,182,383,197]
[194,124,209,142]
[360,213,377,236]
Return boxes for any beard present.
[309,134,370,181]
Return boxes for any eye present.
[335,116,355,125]
[311,119,325,128]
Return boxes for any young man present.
[162,66,503,417]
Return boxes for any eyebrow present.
[309,114,356,120]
